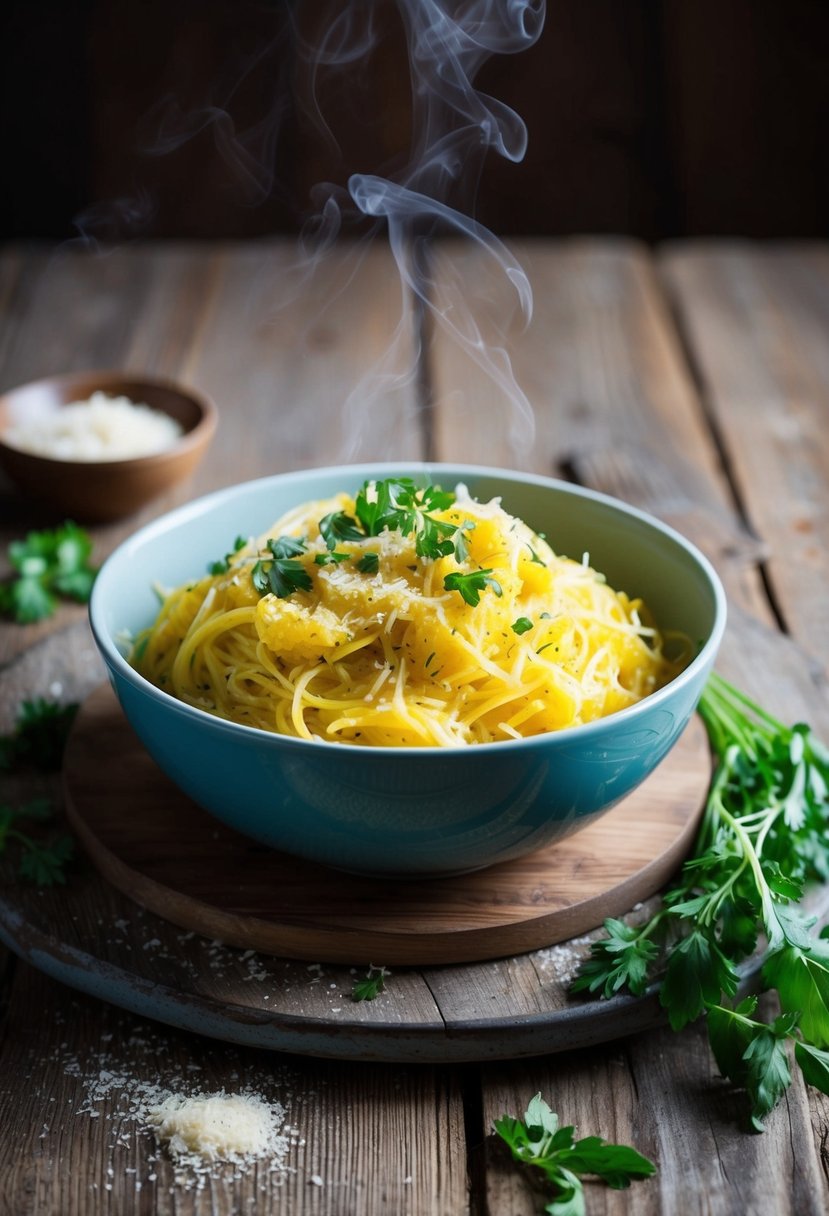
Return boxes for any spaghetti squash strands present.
[134,483,684,747]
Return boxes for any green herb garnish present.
[351,965,389,1002]
[319,511,364,551]
[442,569,503,607]
[249,481,505,607]
[0,522,96,623]
[252,537,313,599]
[512,617,533,635]
[494,1094,656,1213]
[572,671,829,1130]
[207,534,248,575]
[0,799,74,886]
[0,698,79,771]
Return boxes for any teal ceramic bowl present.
[89,463,726,876]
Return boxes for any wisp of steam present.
[69,1,545,460]
[303,0,546,461]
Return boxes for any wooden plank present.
[660,243,829,670]
[0,964,469,1215]
[180,240,425,489]
[479,1009,829,1216]
[426,238,829,1212]
[0,246,221,668]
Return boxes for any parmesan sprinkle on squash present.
[134,483,685,747]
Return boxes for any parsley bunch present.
[572,671,829,1129]
[494,1094,655,1214]
[0,522,97,623]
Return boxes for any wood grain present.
[2,239,829,1214]
[63,685,709,966]
[661,243,829,672]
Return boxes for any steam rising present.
[69,1,546,459]
[305,0,546,460]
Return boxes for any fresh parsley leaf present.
[319,511,363,550]
[265,536,302,560]
[0,796,74,886]
[252,555,312,600]
[570,918,659,999]
[763,945,829,1048]
[351,965,389,1002]
[208,534,248,574]
[794,1040,829,1096]
[10,577,56,623]
[494,1094,655,1213]
[443,569,502,607]
[660,930,740,1031]
[0,698,78,771]
[356,552,379,574]
[17,834,74,886]
[314,551,351,566]
[353,479,459,559]
[3,522,97,622]
[512,617,533,635]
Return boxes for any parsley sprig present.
[0,698,79,771]
[252,537,313,599]
[351,965,390,1002]
[494,1094,655,1214]
[207,535,247,575]
[248,480,502,608]
[572,671,829,1129]
[0,522,97,623]
[0,799,74,885]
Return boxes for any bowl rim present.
[0,369,218,469]
[89,461,728,756]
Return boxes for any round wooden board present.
[63,684,710,966]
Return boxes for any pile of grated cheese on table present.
[147,1090,286,1169]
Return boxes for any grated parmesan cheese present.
[5,391,183,461]
[147,1091,285,1166]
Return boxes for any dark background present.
[2,0,828,242]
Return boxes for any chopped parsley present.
[511,617,533,635]
[443,569,503,608]
[252,537,313,599]
[207,534,248,574]
[319,510,364,550]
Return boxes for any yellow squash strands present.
[134,484,685,747]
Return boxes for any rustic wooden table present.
[1,239,828,1214]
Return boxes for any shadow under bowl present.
[0,370,217,522]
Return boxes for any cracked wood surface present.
[1,239,828,1214]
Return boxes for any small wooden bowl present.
[0,371,217,523]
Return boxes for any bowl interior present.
[94,463,723,688]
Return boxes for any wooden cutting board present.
[62,684,710,966]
